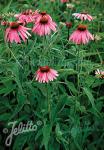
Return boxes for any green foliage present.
[0,0,104,150]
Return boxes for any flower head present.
[35,66,58,83]
[65,22,72,29]
[15,10,39,23]
[4,21,31,43]
[69,24,94,44]
[72,12,93,21]
[1,21,9,26]
[94,34,101,41]
[95,69,104,78]
[32,12,57,36]
[66,3,75,9]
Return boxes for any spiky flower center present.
[10,22,20,29]
[40,66,50,73]
[77,24,87,31]
[100,75,104,78]
[41,12,46,16]
[22,10,33,15]
[39,12,48,24]
[81,12,88,15]
[40,15,48,24]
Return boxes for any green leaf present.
[66,81,78,95]
[83,87,101,117]
[0,113,11,121]
[9,93,26,120]
[42,124,52,150]
[13,134,28,150]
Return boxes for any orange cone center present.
[40,15,48,24]
[77,24,87,31]
[10,22,20,29]
[40,66,50,73]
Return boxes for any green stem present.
[7,45,23,69]
[47,84,51,120]
[76,46,80,100]
[67,28,69,40]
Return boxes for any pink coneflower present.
[1,21,9,26]
[35,66,58,83]
[14,10,39,24]
[61,0,69,3]
[95,69,104,78]
[32,12,57,36]
[72,12,93,21]
[4,22,31,43]
[69,24,94,44]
